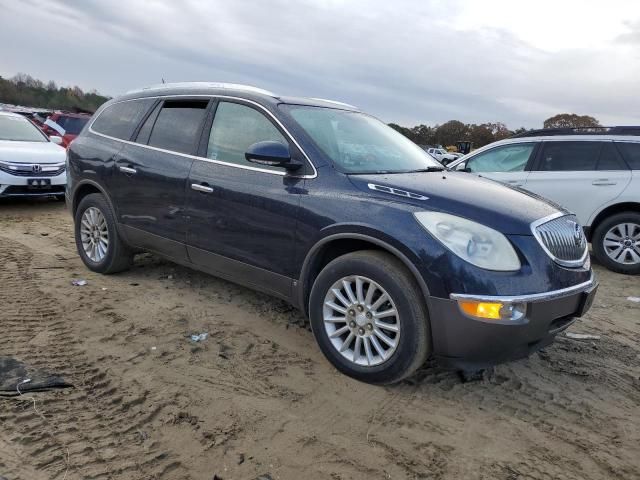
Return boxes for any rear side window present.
[91,99,154,140]
[536,141,601,171]
[465,143,535,173]
[615,142,640,169]
[147,100,209,154]
[206,102,288,170]
[598,143,628,170]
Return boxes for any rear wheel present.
[592,211,640,275]
[309,250,430,384]
[74,193,133,274]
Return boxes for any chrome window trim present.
[88,94,318,179]
[530,212,589,268]
[450,273,595,304]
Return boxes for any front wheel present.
[309,250,431,384]
[592,211,640,275]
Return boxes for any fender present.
[296,230,432,314]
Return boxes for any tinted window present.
[466,143,534,173]
[537,141,601,171]
[92,99,154,140]
[615,142,640,170]
[148,100,208,154]
[207,102,287,170]
[598,143,627,170]
[135,102,161,144]
[55,116,89,135]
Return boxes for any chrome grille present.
[0,163,65,177]
[532,214,588,267]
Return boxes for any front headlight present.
[414,212,521,271]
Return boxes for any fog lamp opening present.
[458,301,526,321]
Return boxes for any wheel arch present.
[72,180,116,216]
[297,233,431,317]
[587,202,640,241]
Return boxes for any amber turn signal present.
[458,301,504,320]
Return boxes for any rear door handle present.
[118,166,137,175]
[592,179,616,186]
[191,183,213,193]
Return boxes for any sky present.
[1,0,639,128]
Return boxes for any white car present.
[0,111,66,199]
[448,127,640,274]
[426,147,458,165]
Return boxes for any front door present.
[185,100,307,300]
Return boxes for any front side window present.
[148,100,209,154]
[536,141,601,171]
[0,115,47,142]
[92,98,155,140]
[615,142,640,170]
[281,105,441,174]
[207,102,287,170]
[465,143,535,173]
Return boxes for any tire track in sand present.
[0,237,186,480]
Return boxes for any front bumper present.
[428,274,598,370]
[0,171,66,197]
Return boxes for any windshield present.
[282,105,442,173]
[0,115,48,142]
[54,116,89,135]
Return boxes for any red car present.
[41,112,91,147]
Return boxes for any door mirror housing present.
[49,135,64,146]
[245,141,301,170]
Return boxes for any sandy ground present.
[0,198,638,480]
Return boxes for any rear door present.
[525,141,631,225]
[458,142,537,187]
[184,100,308,299]
[111,98,211,260]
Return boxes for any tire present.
[309,250,431,384]
[591,211,640,275]
[74,193,133,274]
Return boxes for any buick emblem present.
[570,221,582,246]
[32,164,42,174]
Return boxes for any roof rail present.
[125,82,277,97]
[511,126,640,138]
[309,97,359,110]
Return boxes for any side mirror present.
[50,135,63,145]
[245,141,300,170]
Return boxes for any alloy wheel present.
[322,275,400,366]
[80,207,109,262]
[603,222,640,265]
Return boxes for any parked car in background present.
[67,82,596,384]
[427,147,457,165]
[41,112,91,147]
[448,127,640,274]
[0,111,66,199]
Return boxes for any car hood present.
[348,171,563,235]
[0,140,66,164]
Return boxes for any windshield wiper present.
[408,167,445,173]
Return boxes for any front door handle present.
[118,166,137,175]
[592,179,616,186]
[191,183,213,193]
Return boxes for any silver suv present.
[449,127,640,274]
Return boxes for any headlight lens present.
[414,212,521,271]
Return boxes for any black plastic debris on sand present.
[0,357,72,396]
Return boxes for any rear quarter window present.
[615,142,640,170]
[91,98,155,140]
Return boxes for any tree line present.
[389,113,601,149]
[0,73,109,112]
[0,73,601,148]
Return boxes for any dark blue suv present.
[67,82,597,384]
